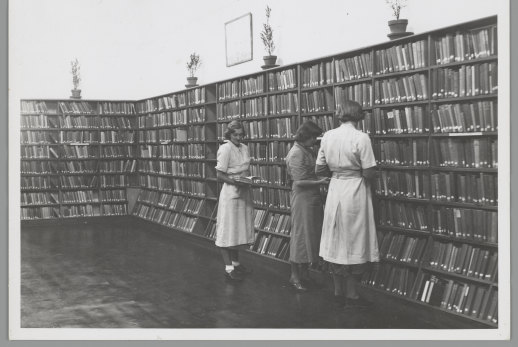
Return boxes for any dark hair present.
[224,120,246,140]
[294,120,323,142]
[335,100,364,123]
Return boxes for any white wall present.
[10,0,507,100]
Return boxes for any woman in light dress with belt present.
[316,100,380,308]
[215,120,255,281]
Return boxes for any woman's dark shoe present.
[234,264,252,275]
[344,297,372,309]
[225,270,244,281]
[289,280,308,292]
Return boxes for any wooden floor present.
[21,216,455,329]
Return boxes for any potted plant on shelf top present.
[260,5,278,69]
[70,58,82,99]
[386,0,412,39]
[186,53,201,88]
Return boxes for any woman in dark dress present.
[285,121,329,291]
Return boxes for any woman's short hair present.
[294,120,323,142]
[335,100,364,123]
[224,120,246,140]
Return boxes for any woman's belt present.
[332,171,362,179]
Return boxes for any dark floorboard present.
[21,217,444,329]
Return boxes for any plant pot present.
[262,55,278,70]
[185,77,198,88]
[70,89,82,99]
[388,19,408,34]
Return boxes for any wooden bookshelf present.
[21,15,499,328]
[20,100,136,220]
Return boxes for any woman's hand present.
[318,177,331,185]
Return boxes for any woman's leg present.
[344,275,360,299]
[332,274,344,296]
[220,247,232,267]
[290,262,301,283]
[300,263,310,281]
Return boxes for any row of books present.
[260,212,291,235]
[361,263,417,298]
[252,164,289,186]
[430,138,497,168]
[334,53,372,82]
[248,141,293,162]
[432,26,497,64]
[430,101,497,133]
[218,80,240,100]
[21,192,59,205]
[375,169,429,199]
[138,175,207,197]
[100,146,135,158]
[59,115,104,129]
[431,63,497,99]
[102,204,128,216]
[20,101,52,114]
[302,61,334,87]
[59,175,98,188]
[426,241,498,281]
[373,139,429,166]
[300,90,333,113]
[21,176,58,190]
[99,131,135,144]
[431,207,497,243]
[251,233,290,260]
[414,274,497,324]
[62,204,101,218]
[140,143,207,159]
[99,160,136,173]
[137,160,205,178]
[376,200,428,231]
[99,102,136,115]
[187,87,206,105]
[362,264,498,324]
[138,110,189,127]
[373,74,429,104]
[132,202,199,233]
[368,106,427,134]
[242,75,265,96]
[58,101,95,114]
[268,68,297,91]
[156,93,187,110]
[63,190,100,203]
[334,83,372,108]
[21,206,60,220]
[430,172,497,205]
[375,39,428,74]
[378,231,427,264]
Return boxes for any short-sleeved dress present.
[285,142,323,263]
[215,141,255,248]
[316,123,379,268]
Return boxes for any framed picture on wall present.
[225,13,253,67]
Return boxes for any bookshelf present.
[21,15,499,328]
[20,100,136,220]
[131,86,219,236]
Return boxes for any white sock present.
[232,261,240,267]
[225,265,234,273]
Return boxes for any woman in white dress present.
[215,120,255,281]
[316,100,379,308]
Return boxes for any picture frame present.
[225,13,253,67]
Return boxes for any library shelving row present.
[21,16,498,327]
[20,100,138,219]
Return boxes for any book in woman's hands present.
[235,176,261,184]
